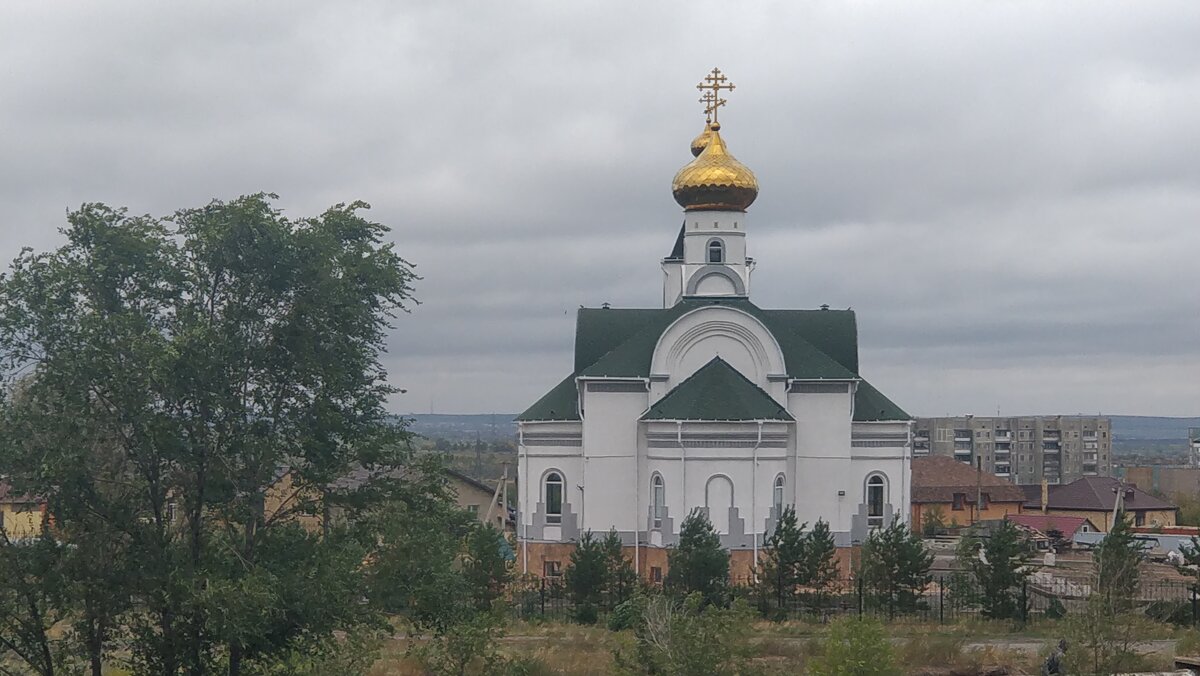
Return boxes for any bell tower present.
[662,69,758,308]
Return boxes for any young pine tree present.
[666,509,729,608]
[757,506,807,616]
[958,519,1032,620]
[858,518,933,615]
[803,519,840,599]
[1095,514,1146,610]
[565,531,607,623]
[600,529,637,608]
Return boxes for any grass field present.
[367,619,1197,675]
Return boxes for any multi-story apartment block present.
[912,416,1111,485]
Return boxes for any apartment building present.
[912,416,1111,485]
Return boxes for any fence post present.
[939,575,945,625]
[1021,578,1028,626]
[540,578,546,617]
[857,576,864,617]
[1192,586,1197,626]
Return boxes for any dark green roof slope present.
[520,297,908,423]
[518,374,579,421]
[642,357,793,421]
[853,379,910,421]
[576,298,857,379]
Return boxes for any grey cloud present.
[2,1,1198,416]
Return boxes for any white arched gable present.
[650,306,786,391]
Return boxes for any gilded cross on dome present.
[696,68,735,124]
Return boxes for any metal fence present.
[509,573,1200,626]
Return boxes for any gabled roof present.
[519,297,908,423]
[910,455,1026,503]
[1006,513,1096,537]
[1020,476,1177,512]
[642,357,793,421]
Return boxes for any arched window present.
[707,238,725,263]
[866,474,886,529]
[773,475,785,515]
[544,471,564,524]
[705,475,734,534]
[651,474,665,529]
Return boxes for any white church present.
[517,71,912,579]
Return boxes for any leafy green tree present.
[808,616,900,676]
[958,519,1032,620]
[756,506,807,616]
[665,509,729,608]
[565,531,608,623]
[858,518,933,615]
[1095,514,1146,610]
[0,195,418,675]
[0,527,71,676]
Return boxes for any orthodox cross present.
[696,67,735,124]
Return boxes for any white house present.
[516,75,912,579]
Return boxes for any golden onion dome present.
[672,122,758,212]
[690,123,716,157]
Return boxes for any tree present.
[462,524,512,612]
[565,531,608,623]
[0,195,418,675]
[366,456,476,631]
[802,519,840,598]
[756,506,807,616]
[858,518,933,615]
[601,529,637,608]
[665,509,729,608]
[1095,515,1146,610]
[958,520,1032,620]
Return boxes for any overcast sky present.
[2,2,1198,417]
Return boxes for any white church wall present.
[788,388,856,534]
[579,385,647,534]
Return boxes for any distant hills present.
[398,413,1198,444]
[1109,416,1199,441]
[400,413,518,442]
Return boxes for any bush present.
[1043,596,1067,620]
[613,593,754,676]
[608,595,646,632]
[808,616,900,676]
[1145,599,1191,626]
[574,602,599,625]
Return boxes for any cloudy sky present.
[2,2,1198,417]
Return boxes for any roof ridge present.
[642,356,793,421]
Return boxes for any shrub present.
[1043,596,1067,620]
[613,593,754,676]
[574,602,599,626]
[608,595,646,632]
[808,616,900,676]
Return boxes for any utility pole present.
[976,455,984,523]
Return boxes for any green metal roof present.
[852,379,909,422]
[518,374,579,421]
[642,357,794,421]
[518,297,909,422]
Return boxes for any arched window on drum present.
[866,474,887,529]
[544,471,564,524]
